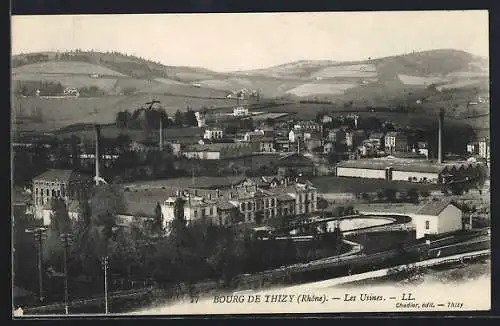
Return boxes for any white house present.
[233,106,249,117]
[244,130,265,142]
[204,127,224,140]
[412,200,463,239]
[194,111,206,127]
[161,191,218,231]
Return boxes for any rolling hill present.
[11,49,489,132]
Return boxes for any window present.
[425,221,430,230]
[247,202,251,211]
[240,203,245,211]
[194,210,198,218]
[210,207,214,215]
[46,189,49,196]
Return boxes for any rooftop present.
[370,132,385,139]
[33,169,92,183]
[185,142,251,152]
[416,199,457,216]
[336,158,479,174]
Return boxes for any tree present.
[317,197,329,217]
[255,211,264,225]
[153,202,163,233]
[420,190,431,199]
[116,111,130,129]
[406,188,420,203]
[184,108,198,127]
[384,188,397,202]
[174,110,183,127]
[44,198,71,266]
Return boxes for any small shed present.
[413,200,463,239]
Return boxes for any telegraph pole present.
[25,227,48,303]
[60,233,72,315]
[101,256,109,314]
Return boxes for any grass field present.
[12,61,126,76]
[311,64,378,79]
[398,74,448,86]
[286,83,356,96]
[12,74,120,92]
[11,94,237,132]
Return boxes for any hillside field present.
[11,94,238,132]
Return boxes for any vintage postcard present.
[11,11,490,317]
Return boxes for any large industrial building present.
[335,157,484,184]
[335,110,487,184]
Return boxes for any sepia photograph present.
[11,11,490,317]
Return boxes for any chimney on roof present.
[95,124,101,185]
[438,109,444,164]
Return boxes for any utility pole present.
[101,256,109,314]
[25,227,48,303]
[60,233,72,315]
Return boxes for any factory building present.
[160,178,319,230]
[335,158,484,184]
[32,169,93,224]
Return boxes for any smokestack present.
[159,117,163,151]
[95,124,101,185]
[438,109,444,164]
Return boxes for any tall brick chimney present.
[438,109,444,164]
[95,124,101,185]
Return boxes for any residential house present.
[204,127,224,140]
[322,115,333,124]
[233,106,249,117]
[161,190,218,229]
[327,128,346,144]
[194,111,207,127]
[293,121,321,132]
[413,142,429,159]
[304,131,322,152]
[479,138,490,161]
[357,140,377,158]
[368,132,385,150]
[244,130,265,142]
[385,131,409,153]
[255,126,275,138]
[323,142,335,154]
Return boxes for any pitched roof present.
[185,142,251,152]
[370,132,385,139]
[216,201,237,210]
[33,169,92,183]
[336,158,450,174]
[416,199,458,216]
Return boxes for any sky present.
[11,11,489,72]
